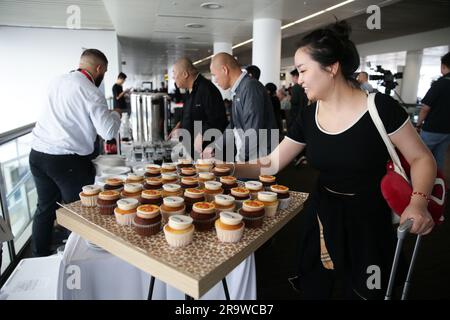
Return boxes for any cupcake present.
[133,204,162,236]
[97,190,120,215]
[184,188,205,213]
[179,167,197,178]
[195,159,214,172]
[213,164,231,178]
[160,196,186,223]
[215,212,245,243]
[143,177,163,190]
[204,181,224,202]
[177,158,193,170]
[245,181,264,199]
[212,194,236,214]
[121,183,143,200]
[114,198,139,226]
[161,172,179,185]
[161,163,177,174]
[126,173,145,184]
[259,175,277,190]
[239,200,265,228]
[140,189,163,206]
[230,187,250,210]
[270,185,291,210]
[144,164,161,178]
[164,215,194,247]
[198,172,215,188]
[180,176,199,189]
[104,178,124,192]
[220,176,238,195]
[79,185,101,207]
[191,202,217,232]
[257,191,279,217]
[161,183,183,198]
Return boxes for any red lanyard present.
[79,69,94,84]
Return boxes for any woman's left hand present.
[400,199,435,235]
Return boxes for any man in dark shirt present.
[417,52,450,170]
[169,57,228,159]
[112,72,129,112]
[288,68,308,130]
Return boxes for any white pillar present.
[213,41,232,100]
[400,50,423,104]
[168,63,175,94]
[252,18,281,87]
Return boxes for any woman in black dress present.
[228,21,436,299]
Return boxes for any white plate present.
[102,166,131,175]
[95,174,127,187]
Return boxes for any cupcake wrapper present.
[264,203,279,218]
[216,224,244,243]
[80,195,98,207]
[242,215,264,228]
[164,226,194,247]
[278,197,291,210]
[192,215,218,232]
[115,212,136,226]
[97,203,117,215]
[133,220,161,236]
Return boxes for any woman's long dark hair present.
[298,20,360,87]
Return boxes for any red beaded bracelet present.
[411,191,430,202]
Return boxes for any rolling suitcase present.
[385,219,421,300]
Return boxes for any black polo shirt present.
[422,72,450,133]
[181,74,228,138]
[112,83,126,110]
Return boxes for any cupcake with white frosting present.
[163,215,194,247]
[114,198,139,226]
[257,191,279,217]
[215,212,245,243]
[121,183,143,200]
[79,185,101,207]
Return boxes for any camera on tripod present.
[369,65,403,95]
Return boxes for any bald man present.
[170,57,227,158]
[30,49,121,256]
[356,71,375,93]
[205,53,277,162]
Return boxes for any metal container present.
[130,92,169,144]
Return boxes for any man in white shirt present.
[29,49,121,257]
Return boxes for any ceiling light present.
[200,2,223,9]
[185,23,204,28]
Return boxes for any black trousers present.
[29,149,95,257]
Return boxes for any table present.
[56,192,308,299]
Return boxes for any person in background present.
[112,72,130,113]
[246,65,261,81]
[277,88,291,129]
[265,82,282,134]
[230,21,436,299]
[169,57,228,159]
[416,52,450,170]
[356,71,375,93]
[203,53,277,162]
[30,49,121,257]
[288,68,309,130]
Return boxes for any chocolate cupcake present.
[97,190,120,215]
[144,164,161,178]
[270,185,291,210]
[104,178,124,192]
[230,187,251,210]
[259,175,277,190]
[180,176,199,189]
[177,158,193,170]
[179,166,197,178]
[133,205,162,236]
[239,200,265,228]
[213,164,231,178]
[191,202,217,232]
[143,177,163,190]
[161,163,177,174]
[140,189,163,206]
[219,176,238,195]
[121,183,143,200]
[184,188,205,213]
[245,181,264,199]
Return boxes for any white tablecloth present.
[58,233,256,300]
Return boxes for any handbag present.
[367,93,446,225]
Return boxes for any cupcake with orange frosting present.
[126,173,145,184]
[180,176,199,189]
[215,212,245,243]
[121,183,143,200]
[270,185,291,210]
[79,185,101,207]
[212,194,236,214]
[160,196,186,223]
[133,204,162,236]
[239,200,265,228]
[257,191,279,217]
[104,178,124,192]
[140,189,163,206]
[97,190,120,215]
[213,164,232,178]
[219,176,238,195]
[259,175,277,190]
[161,163,177,174]
[184,188,205,213]
[114,198,139,226]
[203,181,223,202]
[230,187,250,210]
[144,164,161,178]
[164,215,194,247]
[191,202,217,231]
[179,166,197,178]
[143,177,163,190]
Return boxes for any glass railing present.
[0,123,36,283]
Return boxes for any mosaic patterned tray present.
[57,191,308,298]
